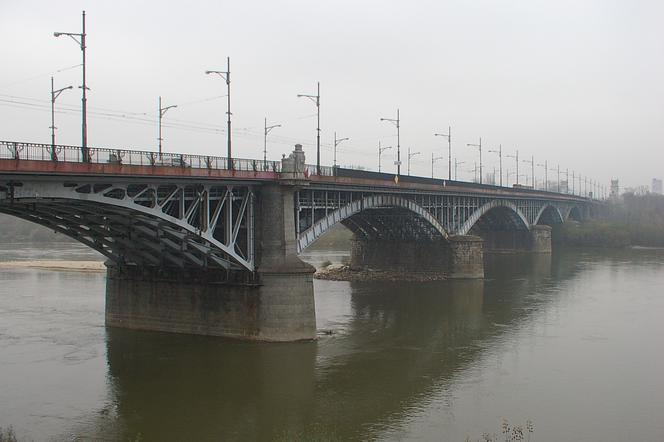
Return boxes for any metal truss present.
[296,187,582,250]
[0,179,255,271]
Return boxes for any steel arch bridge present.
[295,185,583,252]
[1,178,255,272]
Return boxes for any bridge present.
[0,140,592,341]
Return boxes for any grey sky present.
[1,0,662,189]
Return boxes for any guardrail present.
[0,140,284,173]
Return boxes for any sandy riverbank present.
[0,260,106,272]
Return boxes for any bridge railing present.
[0,141,282,173]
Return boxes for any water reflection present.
[93,252,584,441]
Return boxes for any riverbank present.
[0,260,106,272]
[314,264,447,282]
[553,221,664,248]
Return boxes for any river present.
[0,243,663,441]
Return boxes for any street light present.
[407,147,421,176]
[488,144,503,186]
[434,126,452,180]
[380,109,401,175]
[333,132,349,168]
[54,10,88,161]
[506,149,519,186]
[264,118,281,169]
[537,160,549,191]
[466,138,483,184]
[205,57,232,169]
[50,76,72,160]
[454,158,465,181]
[378,142,392,173]
[297,82,321,175]
[522,155,535,188]
[158,96,177,156]
[431,153,444,178]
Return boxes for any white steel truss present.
[0,180,255,271]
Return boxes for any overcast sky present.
[1,0,662,189]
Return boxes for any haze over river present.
[1,243,663,441]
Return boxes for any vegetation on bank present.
[0,427,18,442]
[555,193,664,248]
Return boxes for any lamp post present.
[434,126,452,180]
[378,142,392,173]
[454,158,465,181]
[205,57,232,169]
[407,147,421,176]
[158,96,177,157]
[263,118,281,169]
[380,109,401,175]
[333,132,349,168]
[556,164,561,193]
[431,153,444,178]
[54,10,88,161]
[537,160,549,191]
[50,76,72,160]
[565,168,570,194]
[488,144,502,186]
[522,155,534,188]
[506,149,519,185]
[297,82,321,175]
[466,138,483,184]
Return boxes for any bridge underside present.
[0,200,252,279]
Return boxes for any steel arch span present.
[534,204,565,226]
[458,200,530,236]
[296,193,449,252]
[0,179,255,271]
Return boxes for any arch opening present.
[536,205,564,226]
[468,205,531,252]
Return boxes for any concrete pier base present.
[529,225,552,253]
[349,235,484,279]
[105,264,316,341]
[448,235,484,279]
[349,238,449,272]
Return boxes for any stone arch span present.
[534,204,565,226]
[296,194,449,252]
[458,200,530,236]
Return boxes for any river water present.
[0,243,663,441]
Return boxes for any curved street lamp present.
[50,76,72,159]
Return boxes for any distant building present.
[652,178,662,195]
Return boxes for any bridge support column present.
[448,235,484,279]
[105,184,316,342]
[350,237,449,272]
[255,183,316,341]
[529,225,552,253]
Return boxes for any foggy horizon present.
[1,0,662,190]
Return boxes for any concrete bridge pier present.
[529,225,552,253]
[349,235,484,279]
[105,182,317,342]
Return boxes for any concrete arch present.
[534,204,565,226]
[297,194,449,252]
[458,199,530,236]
